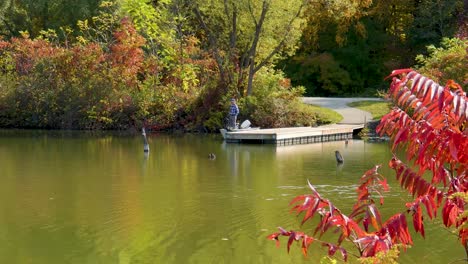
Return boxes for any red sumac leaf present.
[323,243,338,257]
[449,140,458,161]
[393,128,408,149]
[301,198,320,225]
[267,233,281,247]
[287,232,295,253]
[413,206,425,238]
[340,247,348,262]
[301,236,314,256]
[422,196,435,219]
[387,68,413,79]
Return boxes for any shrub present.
[238,68,321,128]
[0,20,145,129]
[416,37,468,89]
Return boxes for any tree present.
[282,17,392,95]
[119,0,176,55]
[0,0,102,39]
[408,0,462,54]
[283,0,466,96]
[416,37,468,89]
[191,0,306,96]
[268,69,468,262]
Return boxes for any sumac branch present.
[269,70,468,262]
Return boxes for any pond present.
[0,130,463,263]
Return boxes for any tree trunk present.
[245,0,268,96]
[247,62,255,96]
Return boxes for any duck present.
[208,153,216,160]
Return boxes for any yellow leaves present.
[60,26,73,35]
[38,29,58,42]
[99,1,114,8]
[77,19,89,31]
[76,36,88,45]
[19,31,30,39]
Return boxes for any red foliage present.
[379,70,468,245]
[269,70,468,261]
[109,17,146,88]
[267,227,348,261]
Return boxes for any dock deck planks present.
[223,124,363,145]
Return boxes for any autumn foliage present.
[0,20,146,129]
[269,69,468,261]
[0,14,218,130]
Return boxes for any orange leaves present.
[109,18,146,88]
[0,40,10,50]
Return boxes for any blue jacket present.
[229,104,239,116]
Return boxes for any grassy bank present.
[347,100,392,120]
[305,104,343,124]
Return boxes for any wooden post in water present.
[142,127,150,153]
[335,150,344,164]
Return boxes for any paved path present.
[302,97,383,124]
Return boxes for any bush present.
[0,26,145,129]
[416,37,468,88]
[0,15,215,130]
[236,68,329,128]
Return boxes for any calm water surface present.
[0,130,463,263]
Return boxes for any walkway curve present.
[302,97,383,125]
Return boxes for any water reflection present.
[0,130,464,263]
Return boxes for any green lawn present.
[305,104,343,124]
[347,100,392,120]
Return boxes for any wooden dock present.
[222,124,364,145]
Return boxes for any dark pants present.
[229,115,237,129]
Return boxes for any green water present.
[0,130,463,263]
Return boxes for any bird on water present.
[208,153,216,160]
[335,150,344,163]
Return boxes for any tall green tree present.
[408,0,462,55]
[191,0,306,96]
[283,0,465,96]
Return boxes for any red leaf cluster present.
[270,70,468,261]
[380,70,468,247]
[109,17,146,87]
[355,214,412,257]
[267,227,348,261]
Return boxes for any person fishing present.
[228,98,239,130]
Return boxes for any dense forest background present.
[0,0,467,130]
